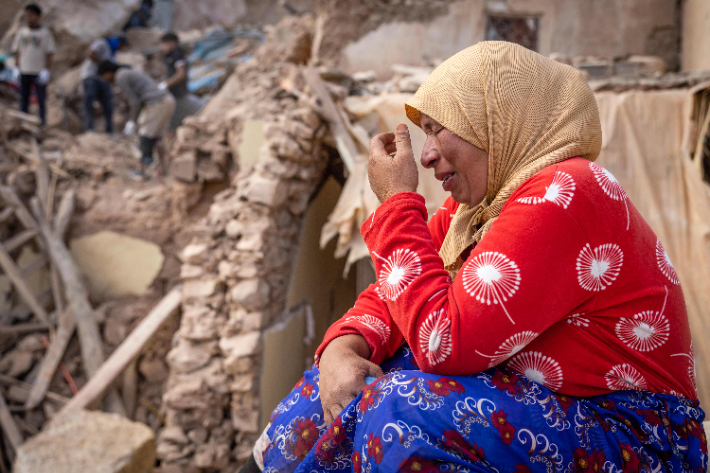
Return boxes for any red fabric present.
[316,158,695,399]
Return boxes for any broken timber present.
[59,285,182,415]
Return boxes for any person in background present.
[159,32,204,134]
[97,60,175,179]
[81,35,127,133]
[11,4,56,125]
[123,0,154,31]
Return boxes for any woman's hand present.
[318,334,384,425]
[368,124,419,203]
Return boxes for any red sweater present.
[316,158,696,399]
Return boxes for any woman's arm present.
[361,173,591,375]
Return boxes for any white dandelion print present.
[605,364,647,391]
[576,243,624,291]
[655,239,680,285]
[419,309,452,366]
[615,287,670,352]
[566,313,590,327]
[475,331,539,367]
[671,342,697,394]
[590,162,630,230]
[344,314,391,344]
[508,351,563,390]
[516,171,576,209]
[373,248,422,301]
[462,251,521,324]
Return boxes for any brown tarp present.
[324,89,710,407]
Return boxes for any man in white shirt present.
[11,4,56,125]
[81,36,127,133]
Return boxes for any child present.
[11,4,56,125]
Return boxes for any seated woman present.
[243,42,706,473]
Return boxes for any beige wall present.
[682,0,710,71]
[341,0,678,76]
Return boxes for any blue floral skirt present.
[256,347,706,472]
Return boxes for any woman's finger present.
[393,124,414,160]
[370,132,395,156]
[384,142,397,154]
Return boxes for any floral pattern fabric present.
[257,347,706,473]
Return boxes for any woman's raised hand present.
[318,334,384,426]
[368,124,419,203]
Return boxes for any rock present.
[167,340,212,374]
[223,356,253,375]
[230,374,254,392]
[225,219,245,239]
[179,307,221,342]
[237,120,267,167]
[193,442,230,469]
[70,231,165,300]
[0,350,34,378]
[242,174,287,207]
[353,70,377,82]
[179,242,210,265]
[103,317,128,346]
[160,426,189,445]
[180,264,205,279]
[182,277,223,299]
[196,158,225,183]
[187,427,209,444]
[231,407,259,433]
[13,410,155,473]
[139,357,170,384]
[229,279,270,309]
[219,332,261,359]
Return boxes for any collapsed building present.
[1,0,710,472]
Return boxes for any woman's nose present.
[420,138,439,168]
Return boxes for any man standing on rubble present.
[81,35,127,134]
[97,61,175,179]
[159,32,203,135]
[11,4,55,125]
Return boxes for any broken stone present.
[196,158,225,182]
[237,120,267,167]
[230,374,254,392]
[70,231,165,300]
[179,306,221,342]
[139,357,170,384]
[103,317,128,346]
[194,442,230,469]
[171,152,197,182]
[167,340,212,374]
[231,407,259,433]
[14,410,155,473]
[156,442,195,463]
[229,279,270,309]
[243,174,287,207]
[188,427,209,444]
[180,264,205,279]
[179,242,210,265]
[219,332,261,359]
[223,356,253,375]
[160,426,189,445]
[182,277,223,300]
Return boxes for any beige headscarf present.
[405,41,602,275]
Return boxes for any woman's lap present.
[256,347,706,473]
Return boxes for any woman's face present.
[419,113,489,206]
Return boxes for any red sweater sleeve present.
[361,176,591,375]
[314,198,460,365]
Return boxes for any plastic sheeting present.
[323,89,710,406]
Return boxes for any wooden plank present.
[4,143,69,179]
[5,109,41,125]
[53,189,75,239]
[0,207,13,224]
[302,66,360,173]
[0,322,51,336]
[59,286,182,415]
[0,373,69,405]
[0,186,37,231]
[0,392,22,453]
[25,310,76,409]
[0,243,49,323]
[4,229,38,253]
[29,198,126,416]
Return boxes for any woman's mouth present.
[442,172,456,191]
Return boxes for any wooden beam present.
[4,109,41,125]
[4,229,39,253]
[25,309,76,410]
[0,243,49,323]
[59,286,181,415]
[0,207,13,224]
[0,373,69,405]
[0,322,51,336]
[302,67,361,173]
[0,392,22,454]
[29,198,126,416]
[0,186,37,231]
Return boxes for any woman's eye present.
[433,128,444,136]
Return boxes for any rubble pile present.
[157,15,336,471]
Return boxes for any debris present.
[0,392,22,459]
[58,286,181,415]
[13,410,156,473]
[69,231,165,300]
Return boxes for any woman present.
[245,42,706,473]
